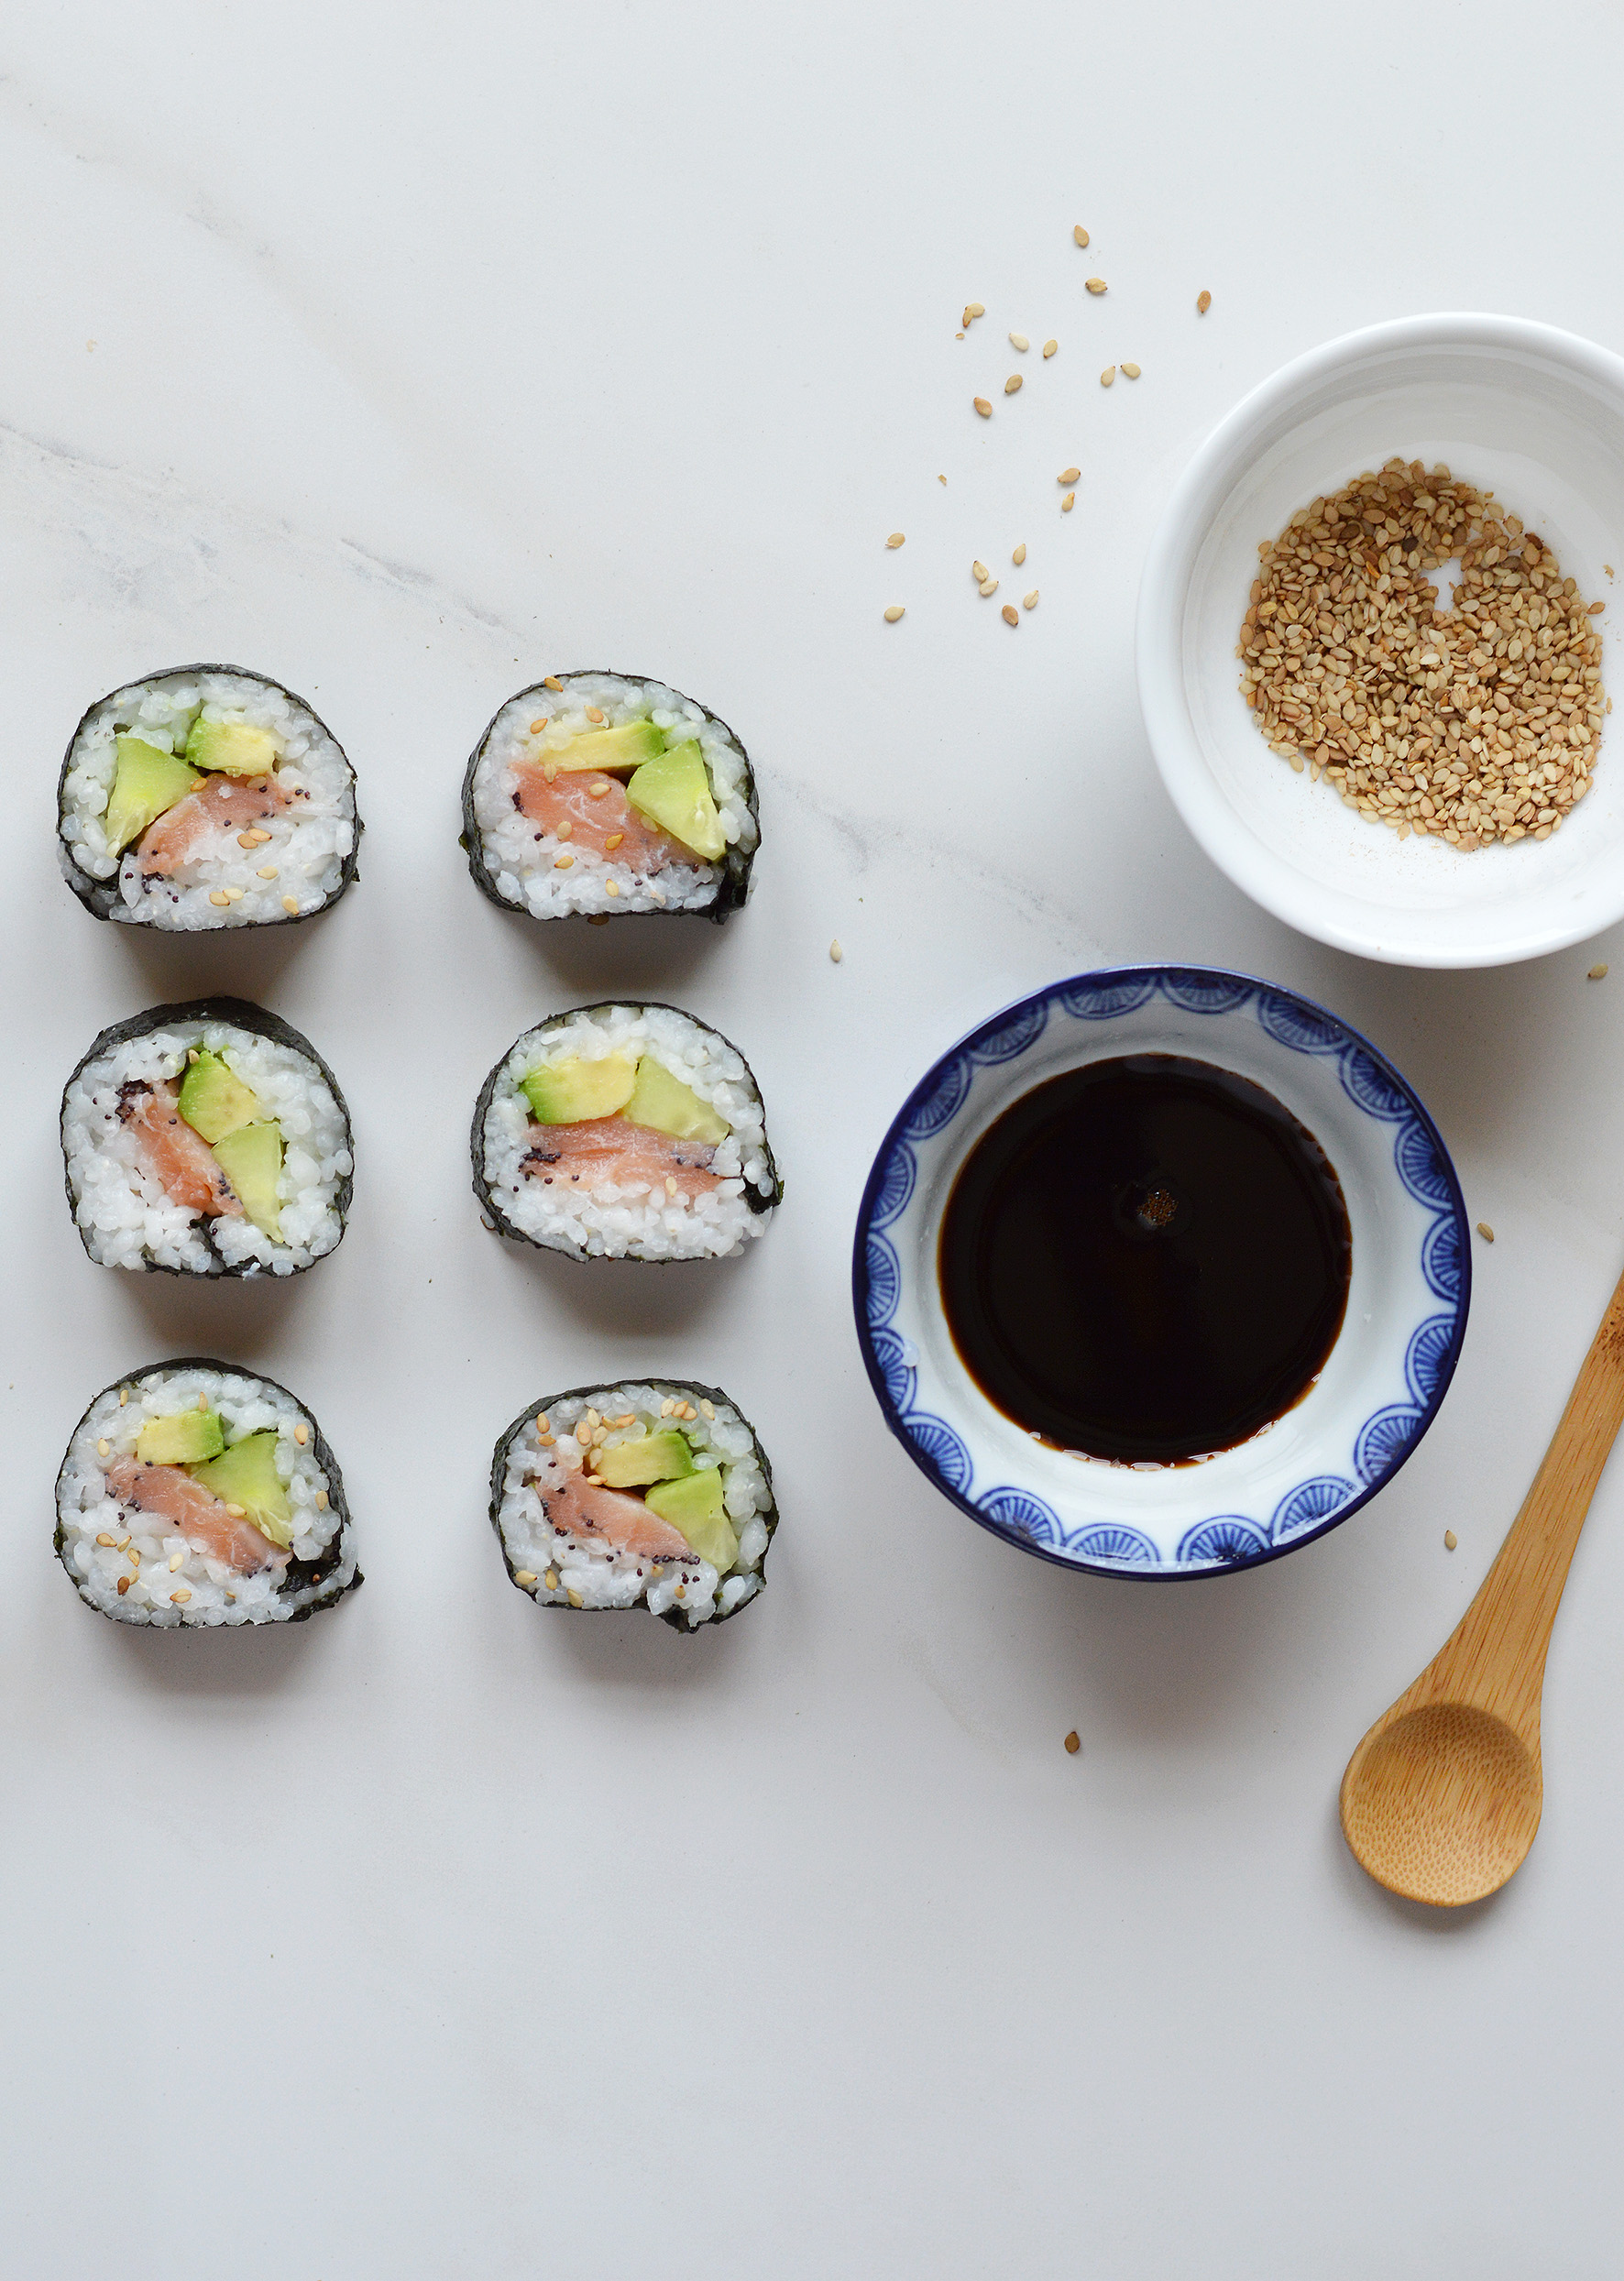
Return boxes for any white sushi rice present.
[59,668,356,928]
[57,1365,352,1628]
[62,1016,352,1276]
[497,1384,773,1628]
[470,674,757,918]
[482,1003,776,1261]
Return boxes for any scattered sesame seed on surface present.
[1024,590,1039,609]
[965,301,984,322]
[938,474,947,485]
[1121,361,1141,378]
[1197,290,1213,313]
[980,578,998,597]
[1009,332,1028,352]
[1590,599,1607,614]
[973,397,992,417]
[1059,466,1081,485]
[514,1571,537,1587]
[1062,491,1075,511]
[1085,277,1107,295]
[883,605,905,621]
[1013,543,1026,565]
[830,939,843,962]
[1073,225,1090,247]
[605,831,624,850]
[1101,367,1114,387]
[1043,339,1058,358]
[1004,374,1022,394]
[1589,963,1609,980]
[886,532,905,548]
[972,560,989,581]
[1064,1730,1081,1753]
[1002,604,1018,626]
[1476,1222,1495,1242]
[1444,1530,1458,1551]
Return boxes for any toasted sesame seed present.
[883,605,905,621]
[554,852,574,869]
[169,1552,183,1572]
[1043,339,1058,358]
[965,301,984,319]
[116,1576,130,1595]
[1121,361,1141,378]
[555,823,572,842]
[1002,604,1018,626]
[1085,277,1107,295]
[605,832,624,850]
[886,532,905,548]
[938,474,947,485]
[198,1392,208,1411]
[566,1588,583,1608]
[973,397,992,416]
[665,1176,677,1197]
[257,865,278,879]
[1059,466,1081,484]
[544,1568,559,1590]
[97,1438,110,1457]
[576,1419,594,1444]
[1476,1222,1495,1242]
[209,890,230,906]
[225,1503,247,1519]
[1024,589,1039,609]
[662,1399,675,1416]
[315,1490,328,1509]
[972,560,989,581]
[605,881,620,897]
[699,1398,715,1420]
[514,1570,538,1587]
[1072,225,1089,247]
[674,1584,686,1600]
[585,704,606,723]
[543,674,563,689]
[1062,491,1075,511]
[530,718,547,733]
[1013,543,1026,565]
[1064,1730,1081,1753]
[1197,290,1212,313]
[170,1589,192,1605]
[1589,963,1609,980]
[980,578,998,597]
[1101,367,1114,387]
[236,832,258,849]
[1590,599,1607,614]
[1004,374,1022,395]
[96,1532,115,1547]
[282,894,299,914]
[1443,1530,1458,1552]
[119,1388,127,1404]
[830,939,843,961]
[1009,332,1028,352]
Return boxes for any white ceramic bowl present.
[853,967,1470,1578]
[1136,314,1624,968]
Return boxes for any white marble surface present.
[3,4,1623,2274]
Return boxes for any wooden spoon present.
[1340,1256,1624,1905]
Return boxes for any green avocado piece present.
[188,1431,294,1549]
[539,720,664,775]
[183,718,278,777]
[644,1465,738,1573]
[136,1409,225,1465]
[104,736,203,855]
[590,1429,696,1489]
[211,1121,283,1238]
[622,1057,730,1146]
[625,740,726,861]
[177,1049,262,1146]
[521,1052,637,1124]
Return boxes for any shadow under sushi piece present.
[104,1611,334,1697]
[486,1237,759,1337]
[106,1273,310,1363]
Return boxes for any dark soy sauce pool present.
[938,1053,1353,1464]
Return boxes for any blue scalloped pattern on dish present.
[857,970,1467,1574]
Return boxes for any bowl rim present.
[850,961,1472,1581]
[1136,310,1624,970]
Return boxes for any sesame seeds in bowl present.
[1137,314,1624,967]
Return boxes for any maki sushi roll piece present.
[473,1002,781,1263]
[492,1379,775,1629]
[60,998,354,1278]
[462,672,759,923]
[58,664,361,927]
[55,1358,359,1627]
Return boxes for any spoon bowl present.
[1340,1703,1542,1906]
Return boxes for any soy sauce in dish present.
[938,1054,1352,1464]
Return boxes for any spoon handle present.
[1420,1256,1624,1733]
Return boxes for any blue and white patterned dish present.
[852,966,1470,1578]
